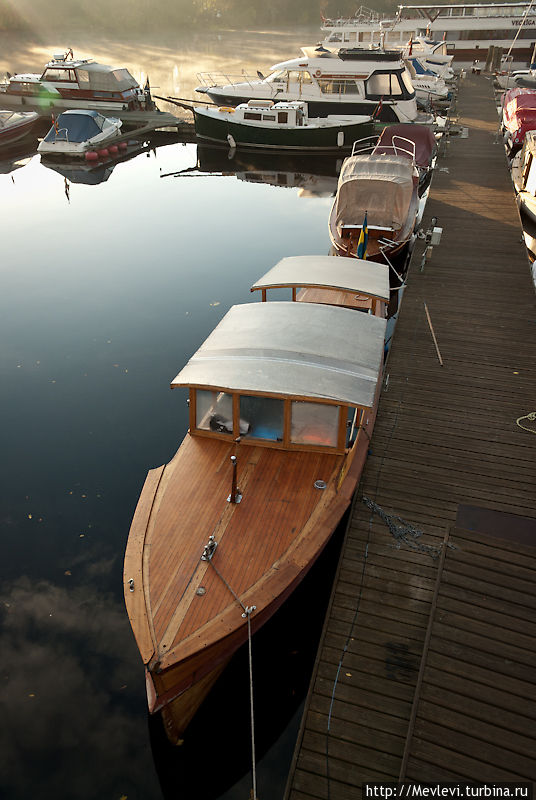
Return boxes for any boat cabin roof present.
[270,52,405,74]
[250,255,390,303]
[171,301,386,409]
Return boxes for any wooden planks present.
[286,74,536,799]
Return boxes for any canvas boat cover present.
[75,63,139,92]
[171,301,386,409]
[251,255,390,302]
[42,110,112,143]
[374,123,436,169]
[503,87,536,129]
[336,153,414,232]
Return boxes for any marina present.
[1,16,535,800]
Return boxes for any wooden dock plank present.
[285,72,536,799]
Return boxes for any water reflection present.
[164,144,343,198]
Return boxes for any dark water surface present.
[0,26,346,800]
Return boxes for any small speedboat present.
[38,109,122,157]
[0,110,39,146]
[194,100,376,152]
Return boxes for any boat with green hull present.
[194,100,377,152]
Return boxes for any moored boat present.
[328,138,420,266]
[196,49,424,123]
[194,99,376,151]
[123,257,388,744]
[0,110,39,145]
[501,86,536,155]
[0,49,152,116]
[511,127,536,221]
[373,122,437,194]
[320,3,536,63]
[37,109,122,158]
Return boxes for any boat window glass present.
[244,112,262,120]
[42,69,69,81]
[266,70,287,84]
[366,71,403,98]
[278,111,288,123]
[262,114,276,121]
[290,402,339,448]
[400,69,414,94]
[196,390,234,435]
[346,407,363,448]
[239,395,284,441]
[301,71,313,85]
[317,78,361,95]
[525,159,536,195]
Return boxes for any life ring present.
[314,70,322,77]
[218,106,235,113]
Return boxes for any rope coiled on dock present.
[362,495,442,559]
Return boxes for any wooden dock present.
[285,74,536,798]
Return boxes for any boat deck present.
[285,73,536,798]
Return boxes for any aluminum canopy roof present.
[250,255,390,302]
[171,301,386,409]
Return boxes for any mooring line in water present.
[203,552,258,800]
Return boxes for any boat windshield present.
[265,70,288,83]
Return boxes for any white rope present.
[516,411,536,433]
[244,608,258,800]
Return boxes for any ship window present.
[301,71,313,84]
[196,390,235,435]
[366,71,403,97]
[239,395,284,441]
[291,402,339,447]
[266,70,287,83]
[262,114,276,121]
[278,111,288,123]
[318,78,361,95]
[244,112,262,120]
[42,69,68,81]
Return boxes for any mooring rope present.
[204,554,258,800]
[516,411,536,434]
[362,495,443,559]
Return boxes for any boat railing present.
[52,127,70,143]
[197,72,263,89]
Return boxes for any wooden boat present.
[37,110,122,158]
[328,139,420,264]
[0,49,151,115]
[0,110,39,145]
[123,255,388,744]
[501,87,536,156]
[194,100,376,152]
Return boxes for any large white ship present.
[321,3,536,63]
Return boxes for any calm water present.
[0,26,346,800]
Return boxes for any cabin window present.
[42,69,70,81]
[266,70,287,84]
[196,390,236,435]
[301,71,313,85]
[366,71,403,98]
[262,114,276,121]
[244,112,262,120]
[290,402,339,448]
[318,79,361,95]
[400,69,414,94]
[239,395,284,441]
[278,111,288,123]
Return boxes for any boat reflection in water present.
[149,512,347,800]
[40,130,184,186]
[172,144,344,198]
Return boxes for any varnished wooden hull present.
[124,378,381,742]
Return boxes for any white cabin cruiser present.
[196,49,422,123]
[0,49,150,115]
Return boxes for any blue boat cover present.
[43,110,106,143]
